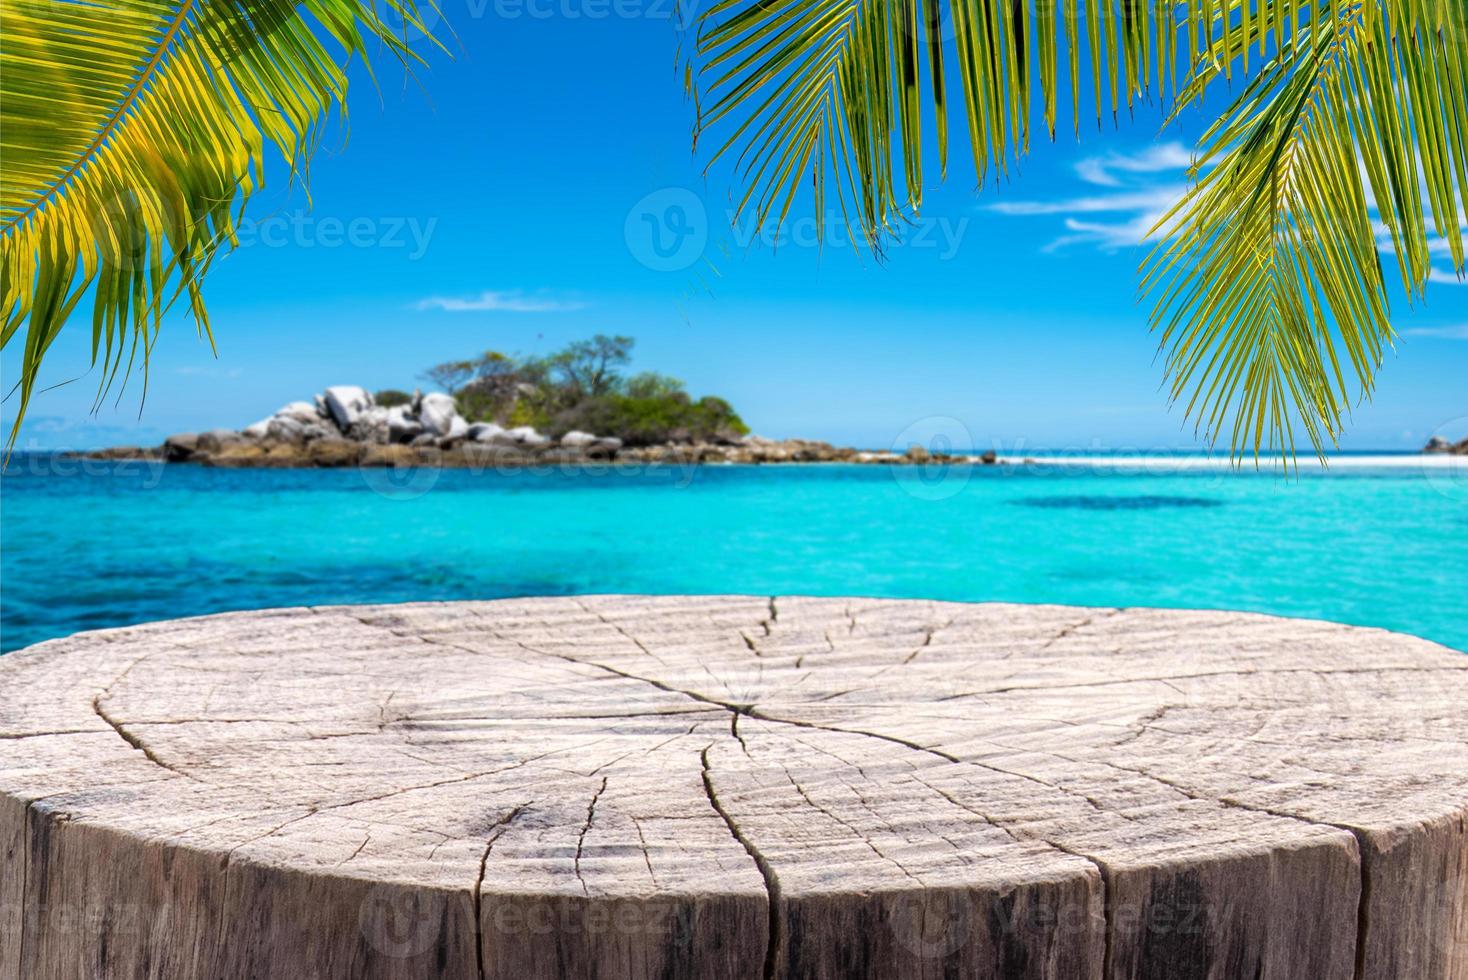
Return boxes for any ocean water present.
[2,453,1464,653]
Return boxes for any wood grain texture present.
[1,597,1464,980]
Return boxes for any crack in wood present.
[573,778,608,896]
[1050,749,1384,980]
[782,767,926,888]
[91,695,199,780]
[701,746,782,980]
[934,663,1468,702]
[473,802,531,980]
[26,600,1458,978]
[1040,609,1123,651]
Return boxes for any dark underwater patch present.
[1012,495,1223,511]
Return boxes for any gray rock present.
[266,417,306,443]
[323,386,374,430]
[347,406,391,444]
[1425,435,1454,453]
[266,417,336,444]
[593,437,623,454]
[410,433,438,447]
[386,406,424,444]
[242,419,271,440]
[418,392,459,436]
[710,428,744,446]
[196,429,243,454]
[163,433,199,461]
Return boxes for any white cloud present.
[1044,212,1175,254]
[1428,267,1466,286]
[415,290,586,313]
[1402,323,1468,338]
[1074,143,1193,187]
[987,187,1184,217]
[987,143,1190,253]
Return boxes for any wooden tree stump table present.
[2,597,1466,980]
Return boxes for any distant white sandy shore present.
[990,453,1464,471]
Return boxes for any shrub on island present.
[421,335,749,446]
[373,389,413,408]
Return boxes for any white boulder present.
[468,422,506,442]
[276,401,324,424]
[266,417,305,443]
[323,386,374,430]
[347,406,391,444]
[386,406,424,444]
[519,431,551,448]
[418,392,459,436]
[242,419,271,439]
[559,430,598,448]
[442,416,470,442]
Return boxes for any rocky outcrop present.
[98,385,597,467]
[1424,435,1468,454]
[417,392,459,436]
[86,386,1006,469]
[323,386,373,430]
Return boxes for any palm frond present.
[692,0,1468,459]
[0,0,437,447]
[1146,0,1468,460]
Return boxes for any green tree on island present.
[1,0,1464,459]
[420,335,749,446]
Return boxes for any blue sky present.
[5,6,1467,452]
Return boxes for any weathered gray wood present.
[1,597,1465,979]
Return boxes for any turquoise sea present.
[2,453,1464,653]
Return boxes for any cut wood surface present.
[2,596,1465,980]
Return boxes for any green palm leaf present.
[0,0,436,448]
[692,0,1468,460]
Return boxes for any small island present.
[1424,434,1468,454]
[89,335,996,469]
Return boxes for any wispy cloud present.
[1404,323,1468,339]
[1073,144,1193,187]
[986,143,1191,253]
[414,290,586,313]
[986,188,1184,218]
[1427,267,1466,286]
